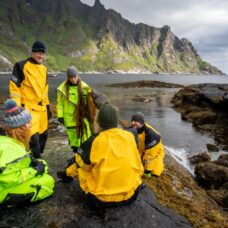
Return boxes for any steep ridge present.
[0,0,223,74]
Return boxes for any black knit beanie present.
[131,112,145,125]
[32,41,46,53]
[98,104,119,130]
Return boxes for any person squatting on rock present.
[9,41,52,158]
[0,99,54,207]
[58,104,143,208]
[131,112,165,177]
[56,66,96,153]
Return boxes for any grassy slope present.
[0,1,212,73]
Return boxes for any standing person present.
[0,99,54,207]
[9,41,52,158]
[131,112,165,177]
[56,66,95,153]
[61,104,143,208]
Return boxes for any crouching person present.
[59,104,143,208]
[131,112,165,177]
[0,99,54,207]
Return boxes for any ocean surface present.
[1,73,228,172]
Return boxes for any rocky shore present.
[0,113,227,227]
[172,83,228,150]
[0,83,228,227]
[171,83,228,214]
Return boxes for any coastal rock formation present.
[172,83,228,211]
[0,0,224,74]
[188,152,211,165]
[107,80,184,88]
[172,83,228,148]
[194,160,228,209]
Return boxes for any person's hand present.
[57,171,73,183]
[144,170,152,178]
[46,105,52,120]
[58,117,64,124]
[30,158,45,175]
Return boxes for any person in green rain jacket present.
[57,66,96,153]
[0,99,54,207]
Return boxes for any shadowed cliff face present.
[0,0,224,74]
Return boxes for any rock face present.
[172,83,228,148]
[0,0,224,73]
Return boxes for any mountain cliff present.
[0,0,223,74]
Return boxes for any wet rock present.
[195,162,228,189]
[67,184,191,228]
[188,152,211,164]
[172,84,228,148]
[132,95,154,102]
[206,143,219,152]
[206,189,228,209]
[107,80,184,88]
[213,154,228,168]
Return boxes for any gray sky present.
[81,0,228,74]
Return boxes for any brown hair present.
[65,78,88,140]
[4,125,31,149]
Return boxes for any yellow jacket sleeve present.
[9,62,25,106]
[9,80,22,106]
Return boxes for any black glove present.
[30,158,45,175]
[57,171,73,183]
[58,117,64,124]
[46,105,52,120]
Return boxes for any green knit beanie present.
[98,104,119,130]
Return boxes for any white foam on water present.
[165,145,194,174]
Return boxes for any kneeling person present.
[131,112,165,177]
[63,104,143,208]
[0,100,54,207]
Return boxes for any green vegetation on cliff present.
[0,0,223,74]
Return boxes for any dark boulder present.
[195,162,228,189]
[213,154,228,168]
[172,84,228,148]
[188,152,211,164]
[68,183,191,228]
[206,143,219,152]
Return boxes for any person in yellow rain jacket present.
[9,41,52,158]
[56,66,96,153]
[0,99,54,207]
[58,104,143,208]
[131,112,165,177]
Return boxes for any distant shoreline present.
[0,71,226,76]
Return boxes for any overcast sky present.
[81,0,228,74]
